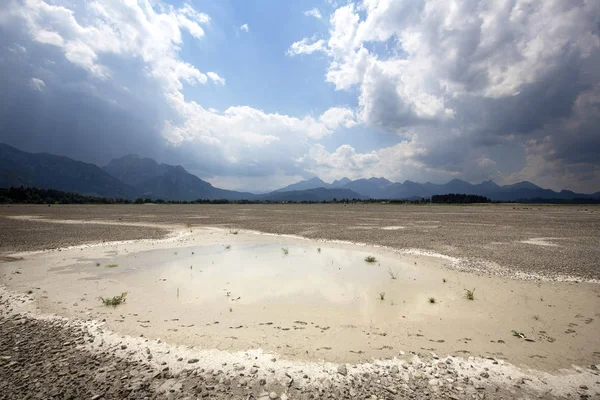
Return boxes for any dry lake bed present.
[1,204,599,399]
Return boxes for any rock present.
[259,378,267,385]
[120,345,127,350]
[391,365,400,374]
[428,379,439,386]
[337,364,348,376]
[250,367,258,374]
[91,395,102,400]
[480,372,490,378]
[580,385,588,390]
[269,392,278,399]
[188,358,199,364]
[280,394,288,400]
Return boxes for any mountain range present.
[1,143,598,202]
[277,176,600,201]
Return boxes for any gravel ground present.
[2,204,600,399]
[0,214,168,253]
[1,203,599,280]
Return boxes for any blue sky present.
[0,0,599,193]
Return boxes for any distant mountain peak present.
[275,177,328,192]
[306,176,325,183]
[331,177,351,187]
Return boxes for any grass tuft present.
[100,292,127,307]
[428,297,436,304]
[379,292,386,301]
[317,248,321,253]
[106,264,118,268]
[365,256,377,263]
[465,288,475,300]
[281,247,289,255]
[388,267,399,280]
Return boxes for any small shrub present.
[365,256,377,263]
[106,264,118,268]
[230,230,239,235]
[282,248,289,255]
[428,297,436,304]
[100,292,127,307]
[224,245,231,250]
[379,292,385,300]
[388,268,399,280]
[465,288,475,300]
[317,248,321,253]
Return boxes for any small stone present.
[480,372,490,378]
[280,394,288,400]
[428,378,439,386]
[188,358,199,364]
[391,365,399,374]
[91,395,102,400]
[337,364,348,376]
[259,378,267,385]
[269,392,278,399]
[580,385,588,390]
[250,367,258,374]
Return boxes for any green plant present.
[379,292,386,300]
[100,292,127,307]
[317,248,321,253]
[365,256,377,263]
[428,297,436,304]
[282,248,289,255]
[465,288,475,300]
[106,264,118,268]
[388,267,399,280]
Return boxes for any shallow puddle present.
[80,243,424,317]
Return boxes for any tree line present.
[431,194,491,203]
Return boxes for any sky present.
[0,0,599,193]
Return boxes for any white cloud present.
[304,8,322,19]
[318,107,356,129]
[8,43,27,53]
[240,23,249,32]
[286,37,328,56]
[29,77,45,91]
[4,0,213,86]
[206,72,225,85]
